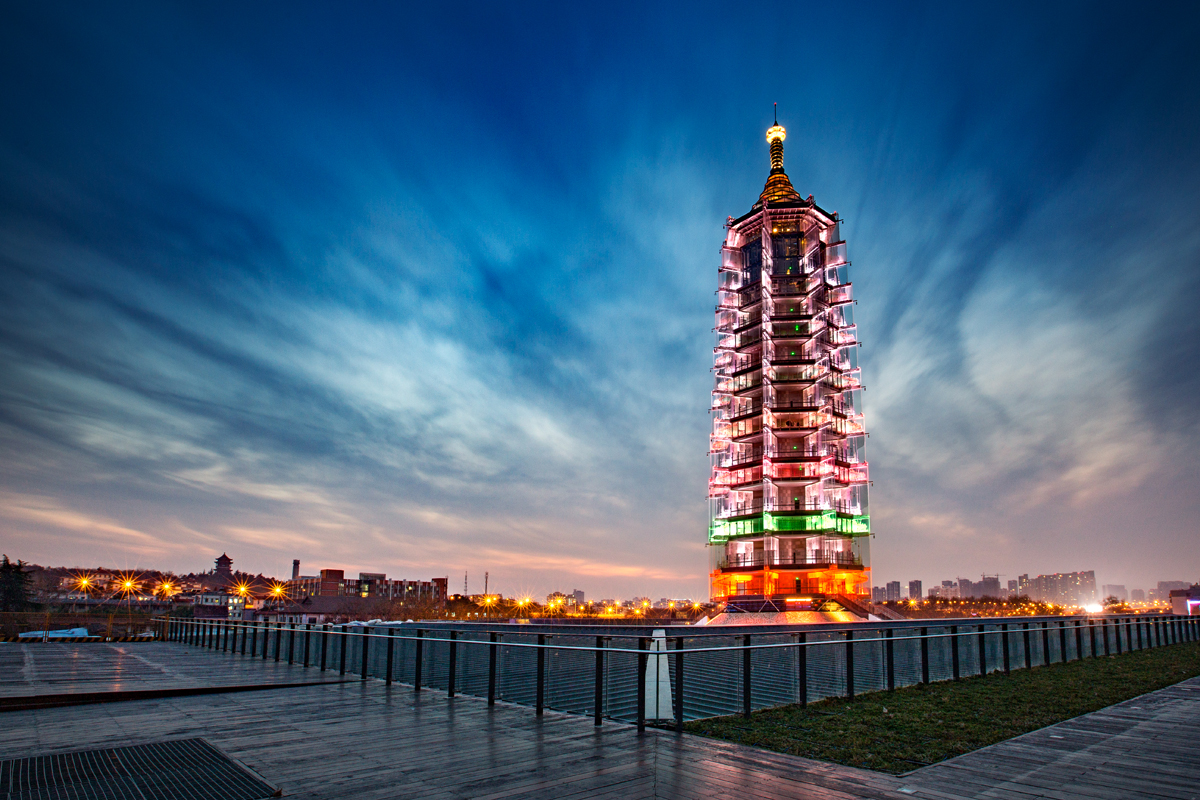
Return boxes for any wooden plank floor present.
[0,642,337,697]
[2,643,1197,799]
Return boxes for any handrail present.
[157,613,1197,731]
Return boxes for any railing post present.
[1088,619,1096,657]
[1103,619,1111,656]
[799,632,809,704]
[951,625,960,680]
[741,634,752,718]
[638,637,649,731]
[1115,619,1123,655]
[921,628,931,686]
[447,631,457,697]
[674,637,684,733]
[535,633,546,716]
[1041,621,1050,666]
[360,627,370,680]
[288,624,296,665]
[1023,623,1031,670]
[320,625,328,671]
[274,623,282,663]
[978,624,986,676]
[845,630,855,699]
[920,627,929,685]
[385,628,394,686]
[1075,619,1083,660]
[1059,621,1067,663]
[303,624,311,667]
[489,632,499,706]
[339,627,348,675]
[1002,623,1010,674]
[414,629,423,691]
[1136,618,1143,650]
[593,635,604,724]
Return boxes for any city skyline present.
[2,3,1200,598]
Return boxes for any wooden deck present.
[2,643,1196,799]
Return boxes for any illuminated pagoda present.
[708,118,870,611]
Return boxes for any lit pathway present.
[2,643,1196,799]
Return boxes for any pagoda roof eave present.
[730,199,838,230]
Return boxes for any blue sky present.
[2,2,1198,598]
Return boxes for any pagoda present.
[707,118,871,611]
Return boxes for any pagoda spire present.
[757,112,802,207]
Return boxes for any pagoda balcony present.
[733,314,762,333]
[770,277,820,298]
[738,283,762,309]
[728,400,763,422]
[731,428,763,444]
[722,448,764,468]
[728,475,763,490]
[768,367,826,384]
[770,308,816,321]
[829,401,857,418]
[721,246,744,271]
[715,502,764,520]
[769,328,820,342]
[718,552,863,571]
[767,446,829,461]
[733,383,764,397]
[825,241,848,267]
[731,359,762,377]
[734,329,762,350]
[769,400,823,413]
[768,415,824,432]
[826,283,853,306]
[833,463,869,484]
[766,462,829,481]
[768,354,819,366]
[831,417,866,436]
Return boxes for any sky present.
[1,2,1199,600]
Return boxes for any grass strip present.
[684,639,1200,775]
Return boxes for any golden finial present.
[766,104,787,172]
[756,104,801,207]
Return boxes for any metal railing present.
[156,613,1198,733]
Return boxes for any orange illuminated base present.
[711,567,870,602]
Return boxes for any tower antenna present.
[774,102,777,125]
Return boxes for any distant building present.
[1101,584,1127,602]
[885,581,901,602]
[871,586,886,603]
[286,569,447,604]
[1131,589,1146,602]
[1169,585,1200,616]
[928,583,958,599]
[1007,579,1018,597]
[194,591,245,619]
[292,560,300,581]
[253,595,395,625]
[1158,580,1191,597]
[908,580,922,601]
[571,589,585,606]
[214,553,233,577]
[1017,571,1096,606]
